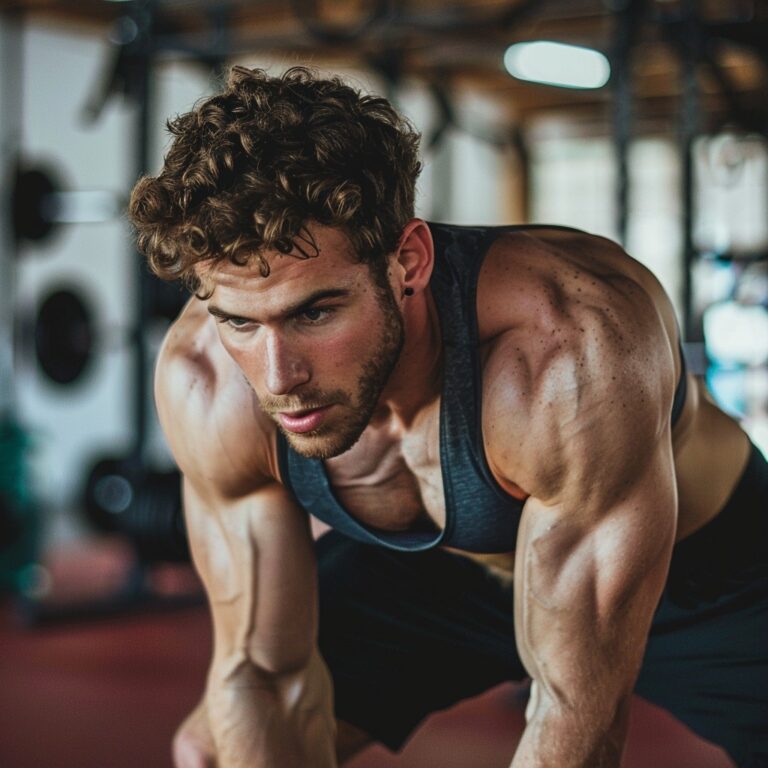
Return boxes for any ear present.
[392,219,434,297]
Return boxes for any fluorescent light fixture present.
[504,41,611,90]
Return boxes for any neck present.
[373,288,443,429]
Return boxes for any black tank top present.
[276,223,688,554]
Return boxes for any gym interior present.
[1,1,766,766]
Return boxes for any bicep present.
[184,477,317,676]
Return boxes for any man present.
[129,66,767,767]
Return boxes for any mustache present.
[258,388,348,414]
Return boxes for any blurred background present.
[0,1,766,766]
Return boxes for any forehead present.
[199,226,374,306]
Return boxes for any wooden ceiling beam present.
[0,0,763,130]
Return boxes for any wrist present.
[512,691,630,768]
[204,653,337,768]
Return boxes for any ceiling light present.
[504,41,611,90]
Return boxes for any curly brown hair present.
[128,65,422,292]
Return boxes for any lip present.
[277,405,332,434]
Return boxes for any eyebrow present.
[207,288,351,323]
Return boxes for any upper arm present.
[485,274,678,725]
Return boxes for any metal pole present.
[679,2,701,343]
[0,11,23,416]
[611,2,635,246]
[128,0,156,464]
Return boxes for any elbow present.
[246,631,316,677]
[209,622,315,684]
[210,644,314,692]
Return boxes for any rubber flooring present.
[0,540,734,768]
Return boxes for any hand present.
[173,699,217,768]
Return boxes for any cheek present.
[320,331,369,374]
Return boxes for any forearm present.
[511,690,630,768]
[208,649,337,768]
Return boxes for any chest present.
[324,399,447,532]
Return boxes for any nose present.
[263,330,310,395]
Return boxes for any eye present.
[299,307,333,324]
[216,316,255,331]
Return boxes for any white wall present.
[693,133,768,256]
[529,131,684,322]
[14,22,135,543]
[11,21,210,543]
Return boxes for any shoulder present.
[478,228,677,507]
[155,298,278,500]
[477,227,677,338]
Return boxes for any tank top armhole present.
[471,227,529,509]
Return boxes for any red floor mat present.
[0,540,735,768]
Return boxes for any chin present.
[284,428,363,460]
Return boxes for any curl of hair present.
[128,66,422,294]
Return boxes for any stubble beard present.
[263,281,405,460]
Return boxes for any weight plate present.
[34,288,95,386]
